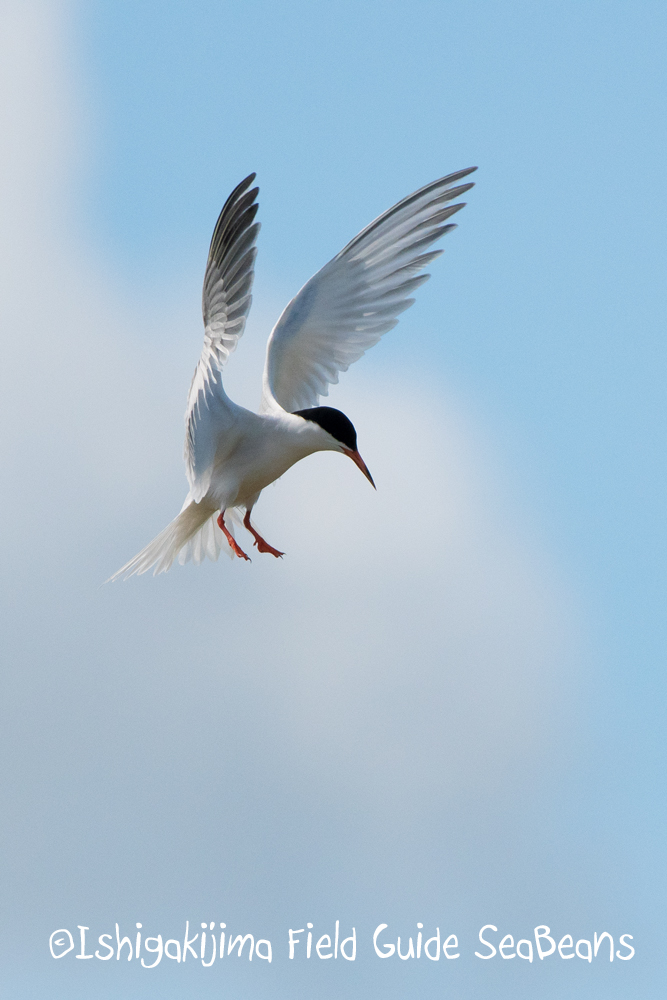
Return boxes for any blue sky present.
[1,1,666,997]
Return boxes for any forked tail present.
[108,501,241,581]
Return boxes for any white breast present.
[203,410,326,510]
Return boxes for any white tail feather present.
[109,502,242,581]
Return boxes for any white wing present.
[185,173,260,499]
[261,168,476,414]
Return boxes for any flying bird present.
[111,168,476,579]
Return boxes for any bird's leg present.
[217,510,251,561]
[243,510,284,558]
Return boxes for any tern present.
[111,168,476,579]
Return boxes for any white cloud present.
[0,0,578,806]
[0,17,590,994]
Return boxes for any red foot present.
[243,510,284,558]
[217,511,251,561]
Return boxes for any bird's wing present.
[185,173,260,499]
[260,168,476,414]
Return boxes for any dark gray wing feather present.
[185,174,260,497]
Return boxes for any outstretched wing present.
[185,173,260,498]
[261,168,476,414]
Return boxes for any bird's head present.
[293,406,375,488]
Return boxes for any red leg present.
[243,510,284,558]
[217,510,251,561]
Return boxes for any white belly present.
[202,411,320,510]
